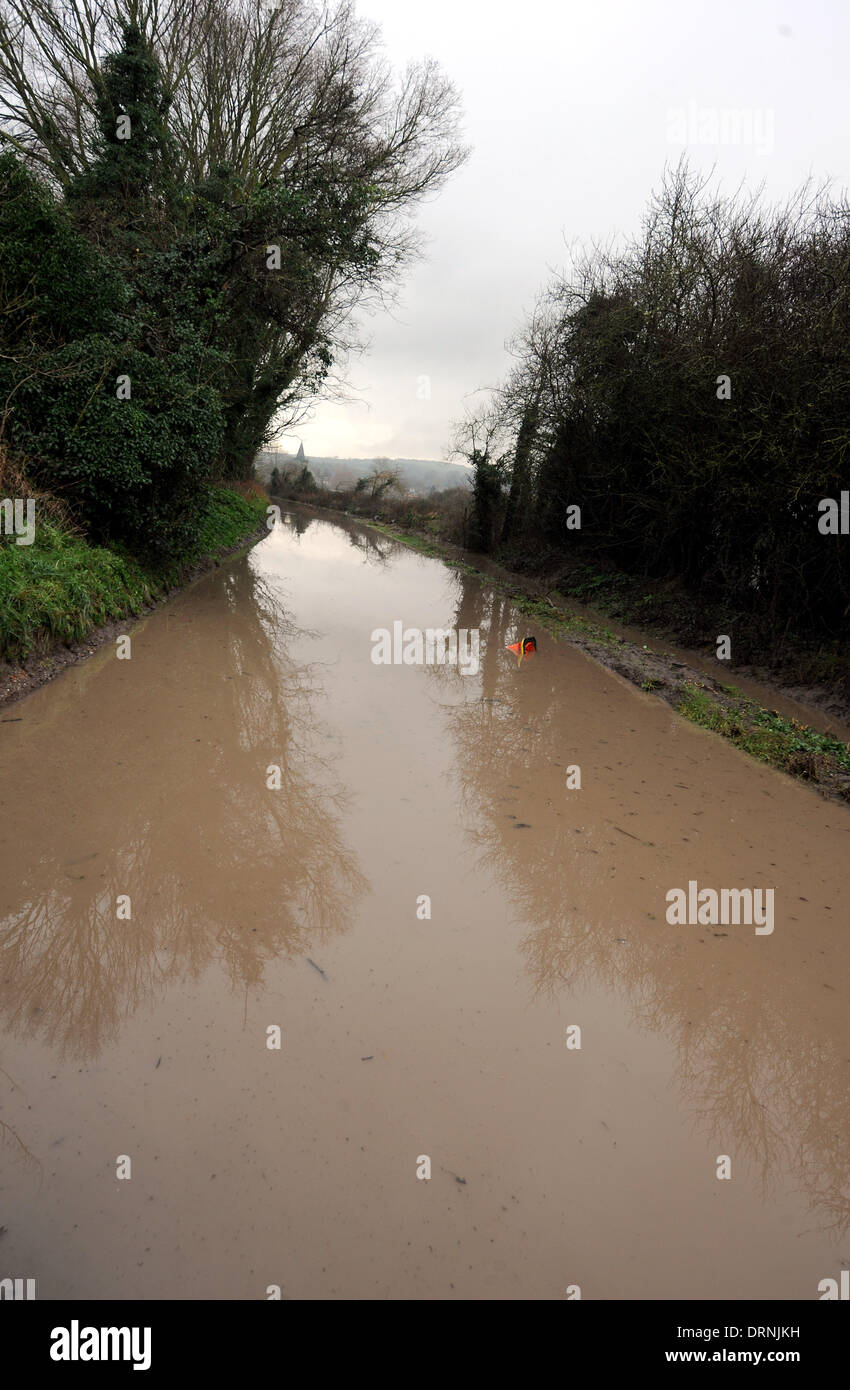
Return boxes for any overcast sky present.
[291,0,849,462]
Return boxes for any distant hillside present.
[255,450,472,495]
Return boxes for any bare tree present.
[0,2,468,216]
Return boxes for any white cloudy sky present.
[292,0,849,462]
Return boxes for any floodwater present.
[0,507,848,1300]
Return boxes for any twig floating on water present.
[441,1166,468,1185]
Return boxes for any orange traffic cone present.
[506,635,537,668]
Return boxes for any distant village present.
[254,443,472,497]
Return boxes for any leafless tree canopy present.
[0,0,468,238]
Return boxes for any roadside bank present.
[0,485,269,709]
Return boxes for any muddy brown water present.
[0,507,848,1300]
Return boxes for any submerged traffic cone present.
[506,635,537,668]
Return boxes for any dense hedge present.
[468,166,850,646]
[0,20,375,558]
[0,146,225,560]
[11,337,224,556]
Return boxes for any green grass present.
[676,682,850,778]
[0,487,267,662]
[191,485,267,562]
[368,520,444,558]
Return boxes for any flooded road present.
[1,508,848,1300]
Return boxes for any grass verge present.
[676,683,850,789]
[0,485,268,663]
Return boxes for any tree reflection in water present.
[426,569,849,1238]
[0,556,367,1064]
